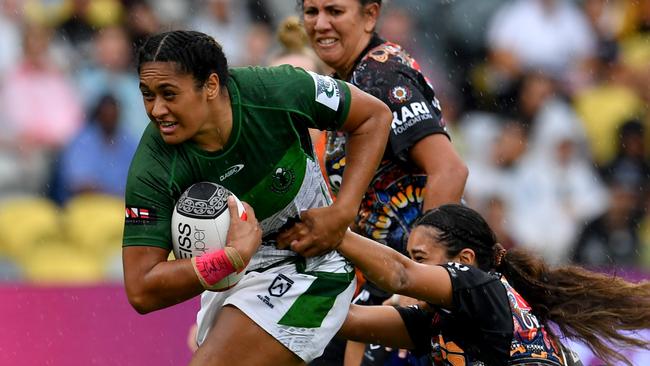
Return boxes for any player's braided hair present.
[136,30,229,88]
[414,205,496,271]
[415,204,650,366]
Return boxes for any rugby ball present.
[171,182,247,289]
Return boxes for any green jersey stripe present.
[278,271,354,328]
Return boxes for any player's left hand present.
[225,198,262,263]
[276,205,352,257]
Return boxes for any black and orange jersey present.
[397,263,573,366]
[325,33,448,255]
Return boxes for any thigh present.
[190,305,305,366]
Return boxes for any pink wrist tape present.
[192,249,236,288]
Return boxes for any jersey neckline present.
[186,76,242,158]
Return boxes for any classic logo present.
[271,167,295,194]
[219,164,244,181]
[269,274,294,297]
[308,71,340,111]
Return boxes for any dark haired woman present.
[121,30,392,366]
[335,204,650,366]
[294,0,468,363]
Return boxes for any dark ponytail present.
[498,249,650,366]
[415,204,650,366]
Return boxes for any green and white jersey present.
[123,65,351,271]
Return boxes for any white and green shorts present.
[195,251,356,362]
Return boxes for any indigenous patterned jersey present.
[123,65,351,271]
[325,34,448,254]
[398,263,570,366]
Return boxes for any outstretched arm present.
[337,304,414,349]
[337,231,454,309]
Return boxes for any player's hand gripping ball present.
[171,182,247,290]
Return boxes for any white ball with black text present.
[171,181,247,289]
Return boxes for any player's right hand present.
[225,197,262,263]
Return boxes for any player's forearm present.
[126,259,204,314]
[422,165,467,211]
[339,232,412,294]
[338,305,415,349]
[335,108,390,219]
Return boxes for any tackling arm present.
[337,304,415,349]
[338,231,454,309]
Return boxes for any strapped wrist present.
[192,248,237,290]
[224,246,246,271]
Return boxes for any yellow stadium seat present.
[20,241,104,284]
[0,196,63,260]
[62,194,125,257]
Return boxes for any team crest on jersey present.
[388,86,412,104]
[368,49,389,63]
[308,71,340,111]
[271,167,295,194]
[269,274,294,297]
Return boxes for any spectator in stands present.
[75,25,145,141]
[0,22,82,196]
[573,177,641,268]
[599,118,650,213]
[508,72,607,264]
[123,0,160,50]
[0,0,21,80]
[573,39,645,165]
[189,0,264,67]
[59,94,137,202]
[56,0,123,48]
[485,0,597,96]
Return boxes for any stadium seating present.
[21,241,105,284]
[0,196,63,260]
[62,193,125,257]
[0,194,127,283]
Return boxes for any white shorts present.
[195,251,356,362]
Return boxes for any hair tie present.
[493,243,507,268]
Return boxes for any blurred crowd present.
[0,0,649,283]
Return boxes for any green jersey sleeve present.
[122,125,178,250]
[233,65,352,131]
[302,69,351,130]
